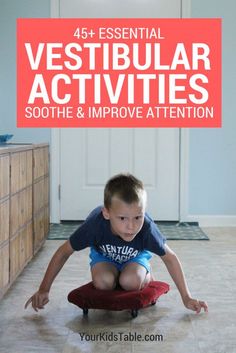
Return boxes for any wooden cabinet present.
[0,154,10,298]
[0,143,49,299]
[33,146,50,254]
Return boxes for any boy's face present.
[102,196,146,242]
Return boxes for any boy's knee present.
[92,272,117,290]
[119,273,144,291]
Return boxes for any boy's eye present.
[135,216,142,220]
[120,217,125,221]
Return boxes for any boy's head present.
[102,174,147,242]
[104,173,146,209]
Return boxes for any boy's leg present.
[91,262,119,290]
[119,262,151,291]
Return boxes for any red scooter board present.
[68,280,170,318]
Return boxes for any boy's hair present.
[104,173,146,209]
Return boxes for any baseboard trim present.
[184,215,236,227]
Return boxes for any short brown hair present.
[104,173,145,209]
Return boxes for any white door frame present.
[50,0,191,223]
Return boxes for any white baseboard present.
[184,215,236,227]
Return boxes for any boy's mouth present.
[117,233,134,239]
[124,233,135,238]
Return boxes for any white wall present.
[0,0,51,144]
[188,0,236,225]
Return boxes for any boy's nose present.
[127,220,135,231]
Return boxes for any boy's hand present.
[183,296,208,314]
[24,291,49,312]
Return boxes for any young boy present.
[25,173,208,314]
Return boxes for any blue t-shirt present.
[69,206,166,263]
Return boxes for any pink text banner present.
[17,18,221,128]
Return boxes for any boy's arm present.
[161,244,208,313]
[24,240,74,312]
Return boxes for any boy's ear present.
[102,207,110,220]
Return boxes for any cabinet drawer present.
[33,176,50,214]
[10,222,33,281]
[44,175,49,205]
[11,150,32,194]
[44,206,50,236]
[33,147,49,180]
[20,222,33,268]
[0,199,9,245]
[0,155,10,199]
[9,234,20,281]
[0,243,9,290]
[34,210,46,253]
[33,179,45,214]
[10,187,32,236]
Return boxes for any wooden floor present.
[0,227,235,353]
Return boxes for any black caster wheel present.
[83,308,89,315]
[131,309,138,318]
[151,301,157,306]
